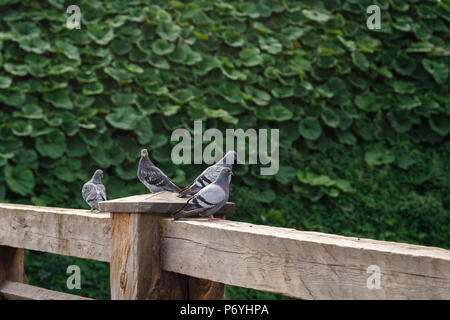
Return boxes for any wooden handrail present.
[160,218,450,299]
[1,200,450,300]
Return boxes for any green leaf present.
[302,9,331,23]
[245,86,271,106]
[270,105,293,121]
[352,52,369,71]
[5,165,35,196]
[321,107,340,128]
[259,37,282,54]
[157,21,181,41]
[152,39,175,55]
[82,82,104,95]
[239,48,263,67]
[111,39,132,55]
[0,75,12,88]
[429,116,450,136]
[422,59,448,84]
[276,166,297,184]
[54,40,80,60]
[104,67,133,83]
[43,90,73,109]
[365,147,395,166]
[169,89,195,104]
[298,117,322,140]
[111,93,137,106]
[105,107,139,130]
[35,130,67,159]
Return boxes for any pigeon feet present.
[208,216,221,221]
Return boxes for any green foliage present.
[0,0,449,300]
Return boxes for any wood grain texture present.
[0,203,111,262]
[99,191,234,214]
[110,213,187,300]
[0,247,25,283]
[188,277,225,300]
[160,219,450,300]
[0,281,93,300]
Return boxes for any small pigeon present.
[138,149,181,193]
[178,150,237,198]
[82,169,107,211]
[173,167,232,221]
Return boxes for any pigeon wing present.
[179,165,223,197]
[98,184,107,201]
[174,184,225,219]
[82,182,97,202]
[139,166,180,192]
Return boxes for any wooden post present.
[100,191,233,300]
[0,246,25,284]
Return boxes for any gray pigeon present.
[173,167,232,221]
[138,149,181,193]
[178,151,237,198]
[82,169,107,211]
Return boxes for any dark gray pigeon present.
[82,169,107,211]
[173,167,232,221]
[138,149,181,193]
[178,151,236,198]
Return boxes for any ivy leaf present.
[0,75,12,89]
[298,117,322,140]
[270,105,293,121]
[152,39,175,55]
[429,116,450,136]
[43,89,73,109]
[35,130,67,159]
[302,9,331,23]
[422,59,448,84]
[106,107,139,130]
[365,147,395,166]
[239,48,263,67]
[5,165,35,196]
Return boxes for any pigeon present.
[138,149,181,193]
[82,169,107,211]
[173,167,232,221]
[178,150,237,198]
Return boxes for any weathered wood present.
[0,203,111,262]
[0,247,25,283]
[99,191,234,214]
[0,281,93,300]
[188,277,225,300]
[160,219,450,300]
[110,213,187,300]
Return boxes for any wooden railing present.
[1,193,449,300]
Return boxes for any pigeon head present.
[221,151,237,166]
[140,149,154,166]
[92,169,103,183]
[215,168,233,187]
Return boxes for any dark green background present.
[0,0,449,299]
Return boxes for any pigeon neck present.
[92,175,101,184]
[142,155,154,166]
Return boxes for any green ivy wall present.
[0,0,449,299]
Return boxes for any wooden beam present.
[99,191,234,215]
[0,281,93,300]
[110,213,187,299]
[160,219,450,300]
[0,247,25,283]
[0,203,111,262]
